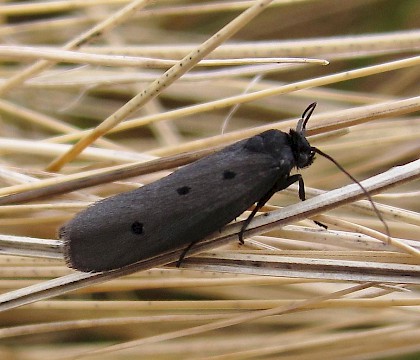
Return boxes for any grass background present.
[0,0,419,359]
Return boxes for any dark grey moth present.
[61,103,382,272]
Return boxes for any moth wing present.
[62,133,293,271]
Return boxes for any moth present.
[61,103,382,272]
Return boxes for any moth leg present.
[239,188,277,244]
[274,174,304,194]
[293,174,328,229]
[176,240,200,268]
[313,220,327,229]
[178,224,228,268]
[238,175,303,243]
[239,174,327,244]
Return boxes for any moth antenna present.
[312,147,391,240]
[297,102,317,134]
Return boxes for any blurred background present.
[0,0,419,359]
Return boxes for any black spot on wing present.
[223,170,236,179]
[177,186,191,195]
[131,221,143,235]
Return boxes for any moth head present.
[296,102,391,239]
[295,103,390,240]
[290,102,317,169]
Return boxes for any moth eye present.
[131,221,144,235]
[177,186,191,195]
[223,170,236,179]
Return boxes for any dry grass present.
[0,0,419,359]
